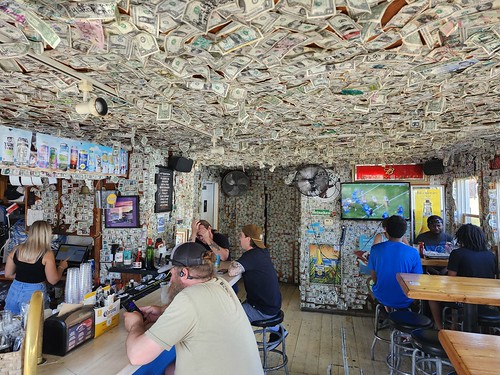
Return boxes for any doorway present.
[200,181,219,228]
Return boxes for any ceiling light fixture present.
[75,80,108,117]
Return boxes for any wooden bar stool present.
[387,310,433,375]
[251,310,289,374]
[410,328,455,375]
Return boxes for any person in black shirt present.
[429,224,497,329]
[189,219,230,261]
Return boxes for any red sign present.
[355,164,424,180]
[490,155,500,170]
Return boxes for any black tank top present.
[13,252,46,283]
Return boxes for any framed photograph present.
[175,228,189,245]
[104,195,140,228]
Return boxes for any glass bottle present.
[419,199,432,235]
[145,238,155,270]
[133,247,143,269]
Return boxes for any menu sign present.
[155,167,173,213]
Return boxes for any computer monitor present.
[55,244,89,265]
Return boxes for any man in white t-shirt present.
[124,242,263,375]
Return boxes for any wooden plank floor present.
[240,283,389,375]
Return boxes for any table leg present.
[463,303,479,333]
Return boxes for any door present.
[200,182,219,228]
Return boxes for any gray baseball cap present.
[171,242,207,267]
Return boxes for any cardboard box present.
[94,299,120,337]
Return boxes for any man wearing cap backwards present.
[124,242,263,375]
[189,219,230,261]
[229,225,283,328]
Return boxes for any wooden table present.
[438,330,500,375]
[397,273,500,332]
[38,269,241,374]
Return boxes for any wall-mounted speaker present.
[168,156,193,172]
[423,159,445,175]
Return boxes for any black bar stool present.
[478,305,500,334]
[410,328,455,375]
[387,310,433,375]
[251,310,289,374]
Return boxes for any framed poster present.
[411,185,445,241]
[104,196,140,228]
[309,244,340,285]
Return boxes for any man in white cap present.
[228,224,286,347]
[124,242,263,375]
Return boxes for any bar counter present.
[37,265,240,374]
[38,288,159,375]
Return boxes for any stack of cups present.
[79,263,93,302]
[65,268,80,304]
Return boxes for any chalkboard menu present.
[154,167,173,212]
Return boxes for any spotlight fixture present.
[75,80,108,117]
[75,98,108,117]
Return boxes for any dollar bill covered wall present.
[216,167,302,284]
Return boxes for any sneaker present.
[267,328,288,351]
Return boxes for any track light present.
[75,80,108,117]
[75,97,108,116]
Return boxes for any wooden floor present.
[249,283,389,375]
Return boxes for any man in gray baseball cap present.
[124,242,263,375]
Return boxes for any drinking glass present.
[65,267,81,304]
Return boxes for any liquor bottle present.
[123,239,132,267]
[419,199,433,235]
[133,247,143,269]
[114,245,124,267]
[145,238,155,270]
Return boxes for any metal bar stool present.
[251,310,289,374]
[387,310,433,375]
[441,303,463,331]
[410,328,455,375]
[371,303,391,360]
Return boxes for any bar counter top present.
[37,288,159,375]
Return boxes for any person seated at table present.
[189,219,230,261]
[124,242,263,375]
[368,215,423,310]
[429,224,498,330]
[373,217,410,245]
[414,215,453,254]
[228,224,286,346]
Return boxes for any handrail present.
[24,290,44,374]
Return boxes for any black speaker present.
[423,159,445,175]
[168,156,193,172]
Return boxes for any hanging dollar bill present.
[216,26,263,54]
[134,32,159,58]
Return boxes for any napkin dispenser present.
[42,306,95,356]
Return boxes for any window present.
[452,177,480,225]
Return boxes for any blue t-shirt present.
[368,241,423,308]
[414,231,453,253]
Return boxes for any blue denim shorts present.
[4,279,48,315]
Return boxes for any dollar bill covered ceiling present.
[0,0,498,169]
